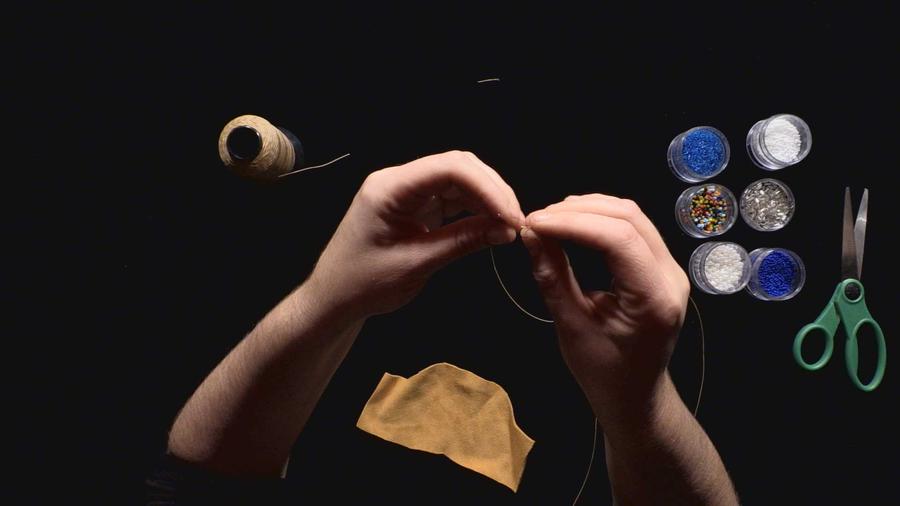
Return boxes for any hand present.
[309,151,524,320]
[522,194,690,426]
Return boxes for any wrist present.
[303,270,370,325]
[599,372,683,447]
[251,276,367,357]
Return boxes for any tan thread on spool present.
[218,115,296,179]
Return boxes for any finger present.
[380,151,521,227]
[520,228,586,320]
[526,211,662,300]
[464,153,525,223]
[414,192,487,229]
[441,184,462,200]
[547,196,691,303]
[546,195,672,265]
[412,214,517,273]
[414,191,496,232]
[439,188,492,218]
[441,198,469,218]
[413,195,444,231]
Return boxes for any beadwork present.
[690,185,731,234]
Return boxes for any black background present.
[9,3,899,504]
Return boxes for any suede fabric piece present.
[356,363,535,492]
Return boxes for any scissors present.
[794,188,886,391]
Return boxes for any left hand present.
[308,151,524,320]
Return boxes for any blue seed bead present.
[758,251,797,297]
[682,129,725,176]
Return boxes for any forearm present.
[599,373,738,506]
[167,277,365,477]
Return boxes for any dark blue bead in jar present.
[746,247,806,300]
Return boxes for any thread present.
[572,417,598,505]
[218,115,298,179]
[477,77,501,83]
[490,247,554,323]
[279,153,352,178]
[688,296,706,417]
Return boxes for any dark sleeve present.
[146,453,289,505]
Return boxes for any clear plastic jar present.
[739,178,796,231]
[689,242,751,294]
[675,183,738,238]
[667,126,730,182]
[746,248,806,300]
[746,114,812,170]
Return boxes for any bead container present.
[739,178,796,231]
[746,114,812,170]
[667,126,731,182]
[689,242,751,294]
[746,247,806,300]
[675,183,738,238]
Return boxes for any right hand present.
[522,194,690,427]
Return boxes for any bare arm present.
[167,279,364,477]
[602,374,735,505]
[523,195,738,505]
[166,151,523,477]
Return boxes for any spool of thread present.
[218,114,305,179]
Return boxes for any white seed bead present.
[703,243,745,292]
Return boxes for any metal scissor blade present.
[855,189,868,279]
[841,187,859,281]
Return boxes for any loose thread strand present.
[489,247,554,323]
[476,78,501,83]
[572,417,599,505]
[688,296,706,417]
[279,153,352,178]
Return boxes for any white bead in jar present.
[689,242,751,294]
[746,113,812,170]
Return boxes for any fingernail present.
[520,227,542,256]
[514,207,526,224]
[530,211,550,223]
[486,224,515,245]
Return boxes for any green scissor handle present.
[794,284,840,371]
[794,279,887,392]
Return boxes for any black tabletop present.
[9,3,898,504]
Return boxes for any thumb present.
[417,215,516,273]
[520,227,584,320]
